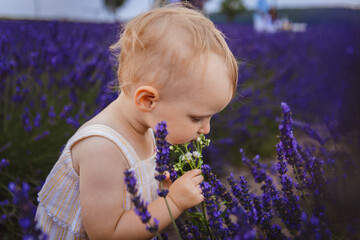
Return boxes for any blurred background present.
[0,0,359,238]
[0,0,359,22]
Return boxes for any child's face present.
[152,53,233,145]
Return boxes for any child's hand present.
[167,169,204,212]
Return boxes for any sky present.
[0,0,359,22]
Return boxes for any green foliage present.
[172,134,210,174]
[180,0,209,10]
[104,0,127,11]
[221,0,246,22]
[103,0,127,20]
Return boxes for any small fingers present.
[193,175,204,185]
[196,185,203,194]
[197,193,204,203]
[185,168,202,178]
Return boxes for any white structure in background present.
[253,0,307,33]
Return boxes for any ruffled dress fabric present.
[35,124,158,239]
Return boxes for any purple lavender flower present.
[153,232,168,240]
[169,166,178,182]
[279,103,307,190]
[33,112,41,128]
[252,177,286,239]
[66,115,80,128]
[0,199,9,207]
[59,104,73,119]
[227,173,257,226]
[275,143,288,176]
[251,195,263,225]
[305,157,332,237]
[34,130,50,141]
[280,174,302,234]
[182,218,201,239]
[201,164,234,209]
[201,165,241,238]
[306,157,326,197]
[8,181,46,239]
[69,89,78,104]
[124,170,159,234]
[231,206,256,240]
[259,176,292,237]
[0,158,10,171]
[175,218,189,239]
[154,121,171,197]
[293,120,326,145]
[0,214,7,223]
[40,95,47,109]
[200,180,226,238]
[21,107,32,132]
[240,149,267,183]
[48,106,56,119]
[279,102,298,166]
[298,212,332,240]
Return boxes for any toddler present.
[35,3,238,239]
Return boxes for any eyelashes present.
[191,117,201,123]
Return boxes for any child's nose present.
[198,121,210,135]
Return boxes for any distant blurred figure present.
[253,0,307,33]
[253,0,275,33]
[269,7,277,22]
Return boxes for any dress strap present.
[67,124,140,167]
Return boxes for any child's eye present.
[191,117,201,123]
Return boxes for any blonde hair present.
[110,3,238,96]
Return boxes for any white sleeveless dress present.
[35,124,159,239]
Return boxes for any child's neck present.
[103,94,154,160]
[114,93,150,136]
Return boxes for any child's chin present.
[167,138,191,145]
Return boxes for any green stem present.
[201,202,214,240]
[177,148,185,156]
[0,183,14,194]
[155,233,163,240]
[197,157,202,169]
[160,182,182,239]
[189,162,195,170]
[293,165,312,216]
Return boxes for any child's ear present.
[134,86,159,112]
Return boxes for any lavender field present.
[0,19,359,239]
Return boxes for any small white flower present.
[185,152,192,159]
[192,151,201,158]
[169,146,174,150]
[196,137,202,143]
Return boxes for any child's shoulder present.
[70,128,130,175]
[70,117,130,174]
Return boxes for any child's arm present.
[72,136,204,240]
